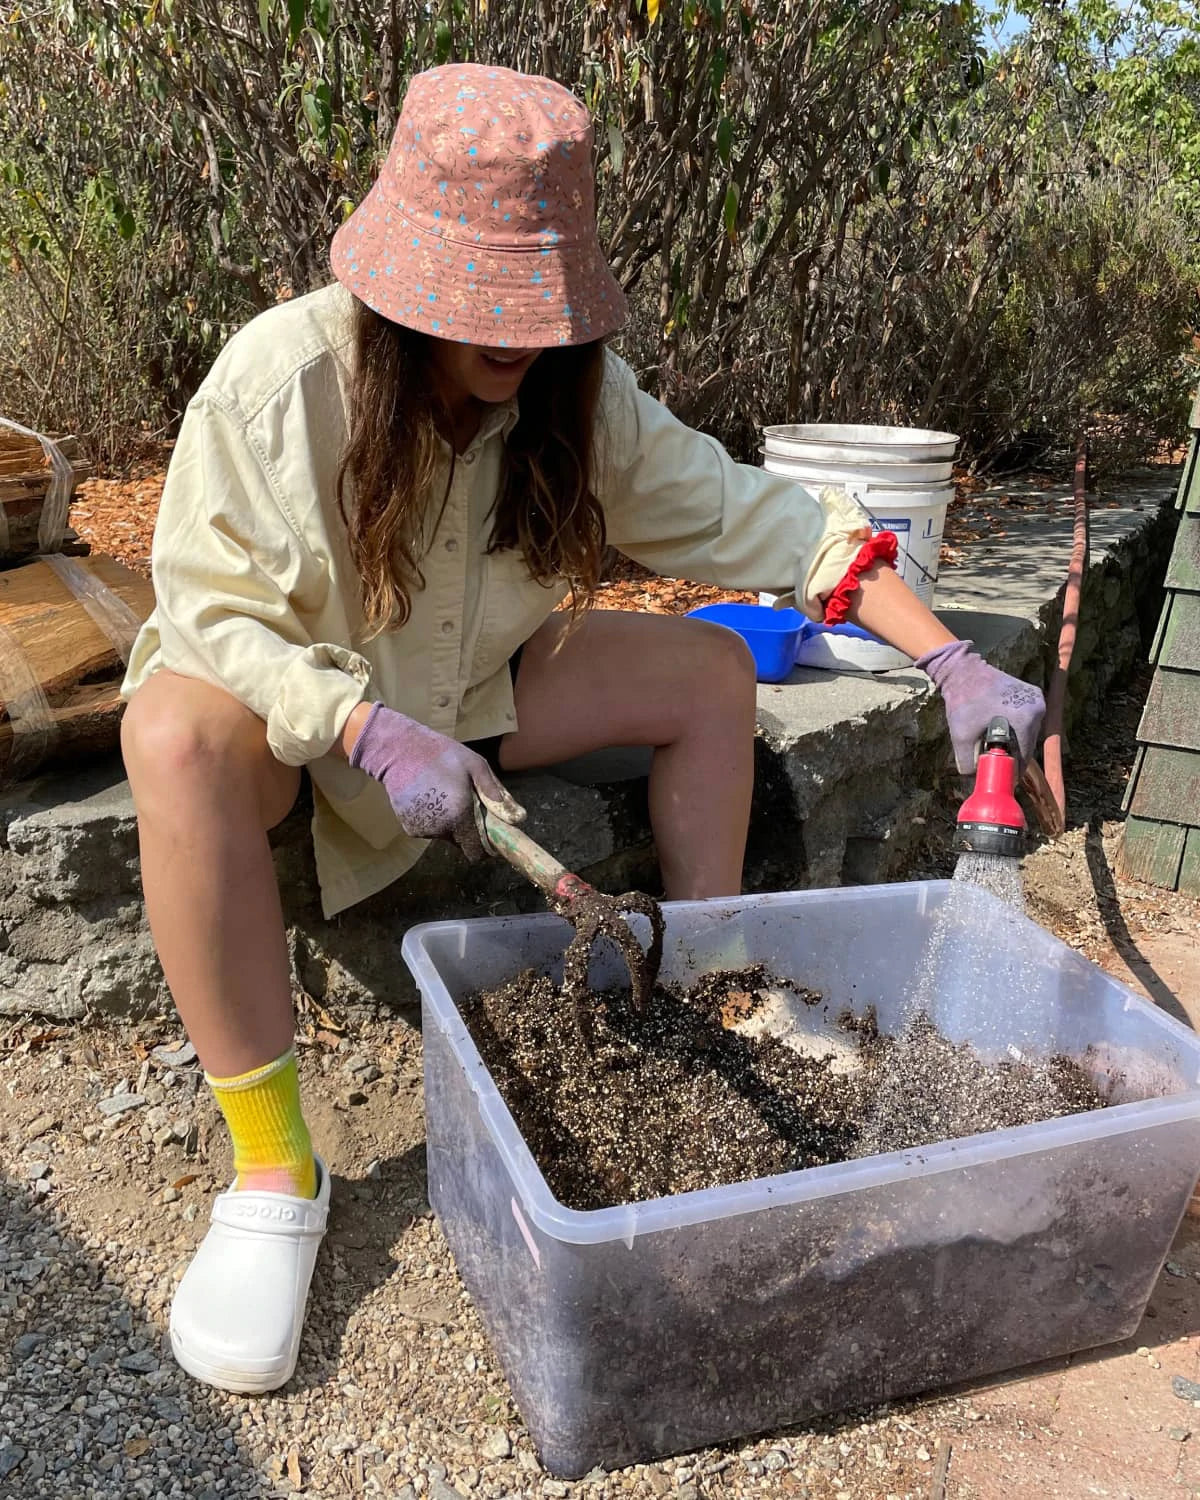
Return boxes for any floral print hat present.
[331,63,628,348]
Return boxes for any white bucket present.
[758,449,953,487]
[764,452,951,610]
[760,421,959,670]
[762,423,958,463]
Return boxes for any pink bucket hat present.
[331,63,628,348]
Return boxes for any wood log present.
[0,434,89,565]
[0,553,155,783]
[0,432,83,484]
[0,428,46,472]
[0,457,89,501]
[0,438,82,477]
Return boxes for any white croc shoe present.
[169,1157,331,1394]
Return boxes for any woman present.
[119,62,1043,1394]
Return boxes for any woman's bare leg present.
[120,670,301,1078]
[500,611,757,898]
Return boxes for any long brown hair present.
[336,299,608,636]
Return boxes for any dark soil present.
[461,966,1107,1211]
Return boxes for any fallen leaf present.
[124,1437,150,1458]
[287,1444,303,1488]
[22,1028,70,1052]
[314,1030,343,1050]
[171,1174,198,1191]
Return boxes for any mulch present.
[65,459,1158,615]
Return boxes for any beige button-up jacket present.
[122,285,869,916]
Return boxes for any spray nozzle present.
[953,715,1026,859]
[982,715,1018,755]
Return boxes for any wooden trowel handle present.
[482,808,593,905]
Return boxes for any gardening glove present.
[916,640,1044,774]
[348,702,525,861]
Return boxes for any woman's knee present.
[123,672,256,777]
[686,619,758,704]
[121,672,298,825]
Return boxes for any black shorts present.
[464,646,523,773]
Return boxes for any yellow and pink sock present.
[207,1048,317,1199]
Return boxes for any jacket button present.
[440,620,455,634]
[445,538,459,553]
[435,694,450,709]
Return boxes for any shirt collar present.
[488,395,521,444]
[437,396,521,461]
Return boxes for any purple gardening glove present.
[916,640,1045,774]
[348,702,525,860]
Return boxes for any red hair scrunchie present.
[822,531,899,625]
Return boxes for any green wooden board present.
[1120,816,1187,888]
[1181,827,1200,897]
[1157,592,1200,672]
[1137,668,1200,750]
[1128,745,1200,821]
[1165,517,1200,589]
[1149,594,1170,666]
[1122,743,1146,815]
[1187,459,1200,515]
[1181,437,1200,513]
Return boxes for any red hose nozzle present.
[954,716,1026,858]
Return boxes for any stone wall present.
[0,490,1179,1023]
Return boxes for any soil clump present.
[553,884,664,1019]
[462,966,1107,1211]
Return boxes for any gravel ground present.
[2,669,1196,1498]
[0,1018,984,1499]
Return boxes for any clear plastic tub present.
[401,882,1200,1476]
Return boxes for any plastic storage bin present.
[402,882,1200,1476]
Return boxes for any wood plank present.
[1159,591,1200,671]
[0,441,80,477]
[1137,667,1200,751]
[0,456,45,477]
[0,679,125,783]
[0,431,80,460]
[1181,828,1200,898]
[1122,743,1146,815]
[0,434,43,469]
[1165,517,1200,589]
[1179,435,1200,513]
[1128,745,1200,822]
[1149,592,1171,666]
[0,493,50,562]
[0,555,155,700]
[1118,816,1186,889]
[0,457,88,502]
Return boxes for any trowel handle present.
[482,808,593,906]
